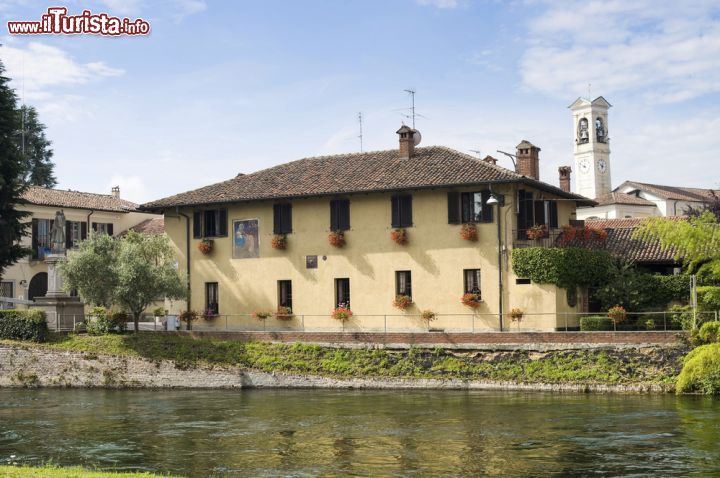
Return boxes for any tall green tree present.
[635,212,720,281]
[61,231,186,332]
[18,105,56,188]
[0,60,30,279]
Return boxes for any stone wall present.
[0,344,675,393]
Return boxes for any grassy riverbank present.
[3,332,685,387]
[0,465,177,477]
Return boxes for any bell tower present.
[569,96,612,199]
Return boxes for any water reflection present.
[0,389,719,477]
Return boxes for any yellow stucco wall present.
[165,185,583,331]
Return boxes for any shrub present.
[509,308,524,321]
[153,307,166,317]
[254,311,272,320]
[698,321,720,344]
[698,286,720,311]
[579,316,614,331]
[676,343,720,394]
[608,305,627,324]
[393,295,413,310]
[421,309,437,321]
[0,309,48,342]
[178,310,199,329]
[657,275,690,303]
[669,304,695,330]
[512,247,614,290]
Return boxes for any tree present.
[61,231,186,332]
[685,190,720,222]
[635,212,720,281]
[18,105,56,188]
[0,60,30,279]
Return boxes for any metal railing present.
[512,228,608,249]
[45,310,720,333]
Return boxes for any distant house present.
[0,186,158,307]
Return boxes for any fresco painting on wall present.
[233,219,259,259]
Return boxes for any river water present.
[0,389,718,477]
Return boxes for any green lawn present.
[0,465,178,477]
[5,332,684,386]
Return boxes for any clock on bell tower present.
[569,96,612,199]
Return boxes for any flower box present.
[271,234,287,250]
[393,294,413,310]
[198,239,213,255]
[276,306,294,320]
[460,223,478,241]
[331,306,353,321]
[391,228,408,245]
[526,225,548,240]
[328,231,346,248]
[461,292,482,308]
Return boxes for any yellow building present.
[1,186,157,307]
[143,128,595,331]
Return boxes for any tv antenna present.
[469,149,482,158]
[397,89,428,129]
[496,149,517,169]
[358,112,363,153]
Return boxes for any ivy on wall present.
[512,247,614,290]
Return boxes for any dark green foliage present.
[676,343,720,394]
[0,60,30,277]
[0,309,48,342]
[697,321,720,345]
[512,247,614,289]
[698,286,720,311]
[595,262,690,311]
[18,105,56,187]
[580,316,614,331]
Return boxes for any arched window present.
[595,117,606,142]
[578,118,589,143]
[28,272,48,301]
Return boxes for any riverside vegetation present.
[3,332,686,388]
[0,465,177,477]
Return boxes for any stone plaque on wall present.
[306,255,318,269]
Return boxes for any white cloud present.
[0,42,124,101]
[520,0,720,102]
[98,0,145,15]
[106,175,149,204]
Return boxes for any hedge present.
[579,316,614,331]
[512,247,614,289]
[0,309,49,342]
[676,343,720,394]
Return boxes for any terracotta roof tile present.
[585,217,685,264]
[617,181,717,202]
[120,217,164,236]
[593,192,656,206]
[142,146,592,209]
[22,186,138,213]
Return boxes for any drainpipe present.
[86,210,94,232]
[177,208,191,310]
[486,194,504,331]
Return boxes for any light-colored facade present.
[146,131,592,332]
[1,187,157,308]
[570,96,612,200]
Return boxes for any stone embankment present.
[0,344,675,393]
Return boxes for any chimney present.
[396,125,416,159]
[482,155,498,165]
[111,186,120,198]
[558,166,572,193]
[515,140,540,180]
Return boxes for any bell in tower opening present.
[595,117,606,143]
[578,118,589,143]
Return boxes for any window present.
[448,191,493,224]
[66,221,87,249]
[516,190,558,238]
[192,209,228,238]
[391,195,412,228]
[330,199,350,231]
[463,269,481,298]
[516,278,531,285]
[205,282,219,316]
[0,281,13,309]
[31,219,52,260]
[278,280,292,309]
[92,222,114,235]
[335,278,350,308]
[273,203,292,234]
[395,271,412,298]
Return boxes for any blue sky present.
[1,0,719,203]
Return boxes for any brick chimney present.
[515,140,540,180]
[397,125,416,159]
[111,186,120,198]
[558,166,572,193]
[482,155,498,165]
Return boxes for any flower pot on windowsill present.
[391,228,408,245]
[526,225,548,241]
[202,310,219,320]
[461,293,482,309]
[198,239,214,255]
[271,234,287,250]
[393,295,413,310]
[328,231,346,248]
[276,306,294,320]
[460,223,478,241]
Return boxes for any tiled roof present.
[22,186,138,213]
[593,192,656,206]
[120,217,164,236]
[142,146,593,209]
[617,181,717,202]
[586,217,684,264]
